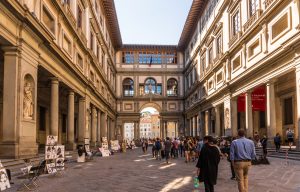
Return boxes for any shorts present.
[288,138,294,143]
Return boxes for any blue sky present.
[114,0,193,45]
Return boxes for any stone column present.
[91,106,97,146]
[175,121,178,138]
[199,112,204,138]
[165,121,168,138]
[66,90,75,150]
[205,111,209,136]
[0,47,20,158]
[136,121,140,139]
[245,91,253,138]
[50,78,59,136]
[97,110,101,145]
[215,106,221,137]
[134,121,138,139]
[296,65,300,149]
[110,120,115,140]
[266,82,276,146]
[231,98,238,137]
[160,119,163,138]
[100,112,107,141]
[78,97,86,144]
[107,117,111,141]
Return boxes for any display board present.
[45,135,65,173]
[101,137,110,157]
[111,140,120,151]
[0,161,10,191]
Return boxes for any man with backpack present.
[286,128,294,150]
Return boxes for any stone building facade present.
[182,0,300,147]
[1,0,300,158]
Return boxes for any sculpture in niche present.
[23,80,34,119]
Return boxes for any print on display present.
[46,135,58,145]
[0,161,10,191]
[45,146,57,160]
[55,145,65,158]
[84,138,90,145]
[46,163,57,174]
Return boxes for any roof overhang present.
[121,44,178,51]
[177,0,207,51]
[101,0,122,49]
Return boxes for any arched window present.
[123,78,134,96]
[167,78,178,96]
[144,78,156,94]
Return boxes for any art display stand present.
[111,140,120,152]
[0,161,11,191]
[84,138,93,160]
[100,137,110,157]
[45,135,65,176]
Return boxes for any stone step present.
[1,151,78,177]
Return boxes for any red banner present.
[237,94,245,112]
[252,86,266,111]
[237,86,266,112]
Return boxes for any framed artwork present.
[46,163,57,174]
[0,168,10,191]
[45,146,57,160]
[55,145,65,159]
[84,138,90,145]
[85,144,90,152]
[46,135,58,145]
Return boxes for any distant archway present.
[139,102,161,113]
[139,104,161,139]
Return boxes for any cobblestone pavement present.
[9,149,300,192]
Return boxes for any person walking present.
[196,136,220,192]
[274,133,281,152]
[142,139,146,154]
[155,138,162,160]
[286,128,294,150]
[221,139,236,180]
[230,129,256,192]
[164,137,172,164]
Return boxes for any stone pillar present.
[110,120,115,140]
[136,121,140,139]
[231,98,238,137]
[205,111,209,136]
[175,121,178,138]
[0,47,21,158]
[134,121,138,139]
[165,121,168,138]
[215,106,221,137]
[78,97,86,144]
[245,91,253,138]
[97,110,101,145]
[91,106,97,146]
[160,119,163,138]
[66,90,75,150]
[107,117,111,141]
[100,112,107,141]
[266,82,276,146]
[296,65,300,149]
[50,78,59,136]
[199,112,204,138]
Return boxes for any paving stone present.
[8,148,300,191]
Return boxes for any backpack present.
[155,141,161,150]
[287,131,294,138]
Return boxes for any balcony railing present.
[243,10,261,32]
[264,0,275,9]
[229,31,241,48]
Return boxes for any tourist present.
[152,142,156,158]
[154,138,162,160]
[183,138,190,163]
[179,139,184,157]
[196,137,203,157]
[145,139,149,152]
[164,137,172,164]
[142,139,146,154]
[230,129,256,192]
[261,135,268,158]
[172,138,179,158]
[196,136,220,192]
[286,128,294,150]
[274,133,281,152]
[221,139,236,180]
